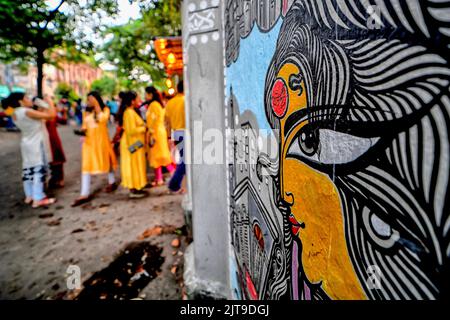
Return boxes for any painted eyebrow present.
[283,104,373,136]
[284,104,408,139]
[283,108,309,136]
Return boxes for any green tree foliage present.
[140,0,182,36]
[0,0,118,96]
[101,0,181,89]
[90,75,118,98]
[55,82,79,103]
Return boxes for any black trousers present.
[49,163,64,186]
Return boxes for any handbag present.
[73,129,86,136]
[128,140,144,154]
[149,136,156,147]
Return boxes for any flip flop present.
[71,196,93,207]
[168,188,186,195]
[105,182,118,193]
[32,197,56,209]
[151,180,164,187]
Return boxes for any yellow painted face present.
[274,63,366,300]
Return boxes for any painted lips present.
[289,213,304,236]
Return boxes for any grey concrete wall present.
[182,0,230,298]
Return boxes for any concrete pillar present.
[182,0,230,299]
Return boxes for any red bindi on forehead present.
[271,78,288,118]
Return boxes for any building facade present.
[0,60,102,97]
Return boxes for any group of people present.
[1,94,61,207]
[1,81,186,209]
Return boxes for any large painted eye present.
[298,126,320,156]
[287,124,379,165]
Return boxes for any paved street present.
[0,124,187,300]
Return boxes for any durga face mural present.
[227,0,450,300]
[271,62,366,299]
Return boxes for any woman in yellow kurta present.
[119,91,148,198]
[72,91,118,207]
[145,86,175,186]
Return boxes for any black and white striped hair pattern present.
[264,0,450,299]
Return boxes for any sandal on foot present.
[151,180,164,187]
[105,182,118,193]
[129,190,148,199]
[71,196,92,207]
[24,197,33,205]
[168,188,186,195]
[32,197,56,209]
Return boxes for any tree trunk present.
[36,47,45,98]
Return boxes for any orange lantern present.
[154,37,183,77]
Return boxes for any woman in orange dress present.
[119,91,148,198]
[145,86,175,186]
[72,91,118,207]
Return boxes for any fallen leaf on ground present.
[138,226,162,240]
[71,228,85,234]
[171,266,177,274]
[81,204,96,210]
[98,207,108,214]
[38,213,54,219]
[137,225,178,240]
[66,289,81,300]
[171,238,180,248]
[46,218,62,226]
[113,279,123,287]
[135,265,145,273]
[85,221,96,230]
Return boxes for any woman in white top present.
[5,92,57,208]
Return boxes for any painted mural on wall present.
[225,0,450,300]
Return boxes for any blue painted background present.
[226,21,282,131]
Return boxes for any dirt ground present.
[0,124,188,300]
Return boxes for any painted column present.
[182,0,230,298]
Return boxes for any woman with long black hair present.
[72,91,118,207]
[145,86,175,186]
[111,91,127,157]
[4,92,57,208]
[40,96,66,189]
[119,91,148,198]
